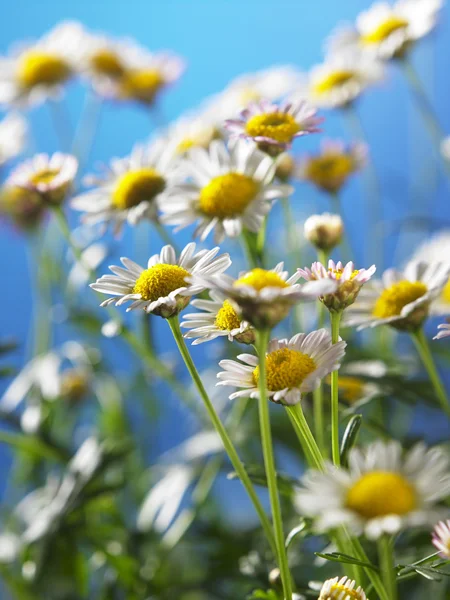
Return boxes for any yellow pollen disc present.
[61,370,89,402]
[245,111,300,144]
[112,169,166,210]
[327,583,362,600]
[234,268,289,291]
[306,154,355,187]
[361,16,409,44]
[337,376,365,403]
[214,300,241,331]
[441,278,450,304]
[329,268,360,281]
[312,70,356,95]
[372,280,427,319]
[90,49,125,78]
[133,264,190,302]
[252,347,316,391]
[346,471,417,518]
[176,138,196,153]
[30,168,60,186]
[120,69,165,104]
[199,173,259,218]
[18,51,72,88]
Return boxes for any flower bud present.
[304,213,343,252]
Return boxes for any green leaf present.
[248,590,280,600]
[340,414,362,467]
[315,551,379,572]
[227,464,300,497]
[285,521,308,550]
[0,429,68,462]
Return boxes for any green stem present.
[411,328,450,416]
[256,329,293,599]
[241,229,260,268]
[286,403,325,472]
[167,316,277,556]
[313,249,328,455]
[154,220,180,254]
[27,232,52,357]
[330,311,343,466]
[330,192,355,262]
[71,91,103,179]
[378,536,398,600]
[256,217,268,267]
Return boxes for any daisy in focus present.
[296,440,450,539]
[328,0,443,61]
[298,260,376,312]
[318,576,367,600]
[304,213,344,253]
[181,290,255,345]
[432,519,450,558]
[217,329,346,405]
[7,153,78,205]
[344,261,449,331]
[90,243,231,319]
[0,22,83,107]
[71,142,180,235]
[0,113,27,166]
[224,98,322,155]
[194,262,337,329]
[160,139,293,243]
[297,140,367,195]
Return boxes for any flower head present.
[319,576,367,600]
[158,109,222,157]
[91,243,231,318]
[304,213,344,252]
[0,185,45,231]
[296,441,450,539]
[225,98,322,155]
[297,139,367,194]
[0,113,27,166]
[7,153,78,205]
[217,329,346,405]
[344,261,449,331]
[161,139,293,243]
[71,142,179,236]
[298,260,376,312]
[0,22,83,107]
[328,0,443,61]
[195,262,336,329]
[181,290,255,345]
[432,519,450,558]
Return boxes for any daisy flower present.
[344,261,449,331]
[326,374,380,407]
[299,52,383,109]
[71,141,180,235]
[217,329,346,406]
[160,139,293,243]
[304,213,344,252]
[181,290,255,345]
[158,109,222,157]
[90,243,231,319]
[328,0,443,61]
[7,153,78,205]
[194,262,337,329]
[224,98,322,155]
[432,519,450,558]
[0,22,83,107]
[434,323,450,341]
[0,185,45,231]
[318,576,367,600]
[0,113,27,166]
[298,260,376,312]
[297,139,367,194]
[296,440,450,539]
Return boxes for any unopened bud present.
[304,213,343,252]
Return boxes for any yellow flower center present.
[120,69,165,104]
[90,49,125,78]
[61,370,89,402]
[305,155,355,188]
[361,16,409,44]
[338,376,365,403]
[30,169,60,186]
[199,173,259,218]
[252,347,316,391]
[330,268,359,280]
[346,471,417,518]
[18,51,72,88]
[214,300,241,331]
[112,169,166,210]
[441,278,450,304]
[133,264,189,302]
[324,583,362,600]
[372,280,427,319]
[245,112,300,144]
[312,70,356,96]
[239,88,262,105]
[234,268,289,291]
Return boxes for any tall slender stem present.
[411,328,450,416]
[313,249,328,455]
[241,229,260,269]
[256,329,293,599]
[286,403,325,472]
[154,220,180,254]
[330,311,343,466]
[167,316,277,556]
[71,91,103,179]
[378,535,398,600]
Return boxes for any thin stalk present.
[330,192,354,262]
[256,217,268,267]
[241,229,260,268]
[286,403,325,472]
[48,99,73,152]
[27,232,52,357]
[411,328,450,416]
[71,91,103,178]
[154,220,180,254]
[313,249,328,455]
[378,536,398,600]
[256,329,293,599]
[330,311,343,466]
[167,316,277,556]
